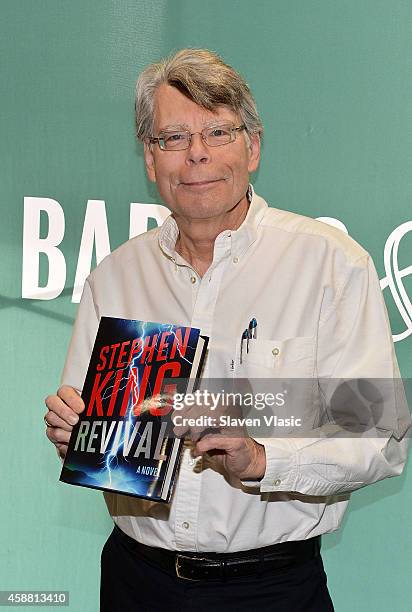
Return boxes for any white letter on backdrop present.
[22,197,66,300]
[72,200,111,303]
[129,203,170,238]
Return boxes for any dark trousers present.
[100,526,335,612]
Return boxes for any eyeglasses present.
[148,124,246,151]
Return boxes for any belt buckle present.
[175,554,204,581]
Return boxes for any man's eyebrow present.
[203,119,234,127]
[158,123,190,132]
[158,120,234,132]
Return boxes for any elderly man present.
[45,49,410,612]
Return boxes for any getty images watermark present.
[161,378,411,439]
[172,389,303,430]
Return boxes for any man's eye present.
[210,128,229,137]
[164,133,185,142]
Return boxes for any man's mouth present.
[179,178,224,187]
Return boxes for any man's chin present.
[175,206,227,222]
[171,195,230,220]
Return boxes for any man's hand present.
[172,397,267,481]
[44,385,85,459]
[193,434,266,481]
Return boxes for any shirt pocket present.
[235,335,315,379]
[233,336,316,435]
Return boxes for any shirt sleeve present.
[247,254,411,496]
[60,278,99,393]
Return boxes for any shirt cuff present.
[241,438,298,492]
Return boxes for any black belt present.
[113,525,321,581]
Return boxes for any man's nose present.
[185,132,211,164]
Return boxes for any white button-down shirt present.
[62,188,410,552]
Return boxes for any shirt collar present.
[158,184,268,260]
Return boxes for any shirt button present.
[272,347,280,356]
[232,256,239,264]
[190,276,197,284]
[274,479,281,486]
[182,521,190,529]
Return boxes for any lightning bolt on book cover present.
[60,317,208,502]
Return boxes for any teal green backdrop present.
[1,1,411,610]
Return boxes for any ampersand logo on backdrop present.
[380,221,412,343]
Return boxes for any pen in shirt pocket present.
[240,318,258,364]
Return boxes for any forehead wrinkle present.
[154,98,239,133]
[158,118,237,133]
[157,111,218,132]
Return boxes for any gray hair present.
[135,48,263,140]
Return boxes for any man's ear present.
[143,141,157,183]
[247,133,261,174]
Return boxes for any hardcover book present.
[60,317,208,502]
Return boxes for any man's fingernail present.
[69,415,79,425]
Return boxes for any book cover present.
[60,317,208,502]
